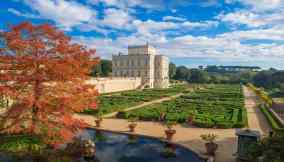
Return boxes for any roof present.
[235,129,261,137]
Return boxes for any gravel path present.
[243,86,271,134]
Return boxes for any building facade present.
[112,44,169,88]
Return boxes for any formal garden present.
[117,84,247,128]
[83,84,189,115]
[1,22,283,162]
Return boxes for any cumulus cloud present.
[101,8,133,29]
[217,10,284,28]
[74,24,284,61]
[23,0,96,30]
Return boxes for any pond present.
[0,129,206,162]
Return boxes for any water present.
[0,129,206,162]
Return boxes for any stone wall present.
[87,77,142,94]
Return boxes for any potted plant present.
[164,121,176,141]
[128,117,138,132]
[200,133,218,156]
[95,111,103,128]
[187,113,194,125]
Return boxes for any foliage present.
[0,135,45,152]
[252,69,284,96]
[119,84,246,128]
[259,105,284,132]
[249,133,284,162]
[0,22,98,146]
[169,62,176,79]
[200,133,218,143]
[174,66,190,81]
[247,83,273,106]
[91,59,112,77]
[187,69,210,83]
[83,84,187,115]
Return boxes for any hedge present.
[118,84,246,129]
[260,105,284,132]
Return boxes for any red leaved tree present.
[0,22,99,145]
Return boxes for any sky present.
[1,0,284,69]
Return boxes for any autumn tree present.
[0,22,99,145]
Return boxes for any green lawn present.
[83,84,189,115]
[118,84,247,128]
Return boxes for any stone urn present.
[205,142,218,156]
[165,129,176,141]
[95,118,102,127]
[128,123,137,132]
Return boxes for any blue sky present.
[1,0,284,69]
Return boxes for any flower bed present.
[118,84,247,128]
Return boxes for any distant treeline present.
[169,63,284,96]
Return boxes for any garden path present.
[243,86,272,134]
[76,86,272,162]
[103,93,184,118]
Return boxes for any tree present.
[169,62,176,79]
[91,59,112,77]
[174,66,189,80]
[0,22,99,146]
[252,70,274,89]
[101,59,112,76]
[188,69,209,83]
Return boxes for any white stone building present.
[112,44,169,88]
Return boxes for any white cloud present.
[101,8,133,29]
[8,8,39,18]
[217,9,284,27]
[133,20,178,36]
[181,20,218,29]
[24,0,96,30]
[88,0,162,10]
[239,0,284,12]
[73,24,284,61]
[163,16,186,22]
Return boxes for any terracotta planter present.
[187,116,194,125]
[129,123,137,132]
[165,129,176,141]
[205,142,218,156]
[95,119,102,127]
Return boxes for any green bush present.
[193,119,215,128]
[215,121,234,128]
[260,105,284,132]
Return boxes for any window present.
[131,60,134,66]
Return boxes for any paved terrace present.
[77,86,271,162]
